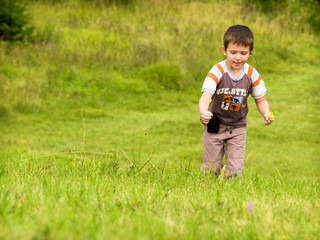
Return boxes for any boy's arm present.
[255,96,274,125]
[199,91,213,124]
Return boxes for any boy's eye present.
[229,51,249,55]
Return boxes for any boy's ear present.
[221,46,227,56]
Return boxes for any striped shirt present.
[202,60,266,99]
[201,60,267,126]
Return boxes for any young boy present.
[199,25,274,178]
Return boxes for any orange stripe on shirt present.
[248,66,253,77]
[206,72,218,85]
[216,64,225,75]
[253,75,262,87]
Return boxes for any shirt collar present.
[222,60,247,82]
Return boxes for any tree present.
[0,0,34,41]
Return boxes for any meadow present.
[0,0,319,239]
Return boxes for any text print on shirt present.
[215,87,248,96]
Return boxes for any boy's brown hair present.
[224,25,254,52]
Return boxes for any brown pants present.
[202,123,246,178]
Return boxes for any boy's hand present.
[264,112,274,125]
[200,111,213,124]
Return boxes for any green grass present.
[0,155,318,240]
[0,0,320,239]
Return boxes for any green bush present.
[138,63,184,90]
[245,0,286,13]
[245,0,320,34]
[0,0,34,41]
[82,0,137,7]
[309,1,320,33]
[32,18,56,43]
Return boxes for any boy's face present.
[222,42,251,72]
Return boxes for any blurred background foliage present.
[0,0,34,40]
[0,0,319,116]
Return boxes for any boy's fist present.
[264,112,274,125]
[200,111,213,124]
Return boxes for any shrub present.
[138,63,184,90]
[82,0,137,7]
[309,1,320,32]
[245,0,286,13]
[0,0,34,41]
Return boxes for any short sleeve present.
[201,65,221,94]
[251,68,267,99]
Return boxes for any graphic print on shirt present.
[233,96,242,104]
[223,95,233,103]
[220,95,242,112]
[230,103,240,111]
[221,102,230,110]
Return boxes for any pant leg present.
[225,126,247,178]
[201,124,228,175]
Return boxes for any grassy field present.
[0,0,319,239]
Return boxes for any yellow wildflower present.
[269,112,274,118]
